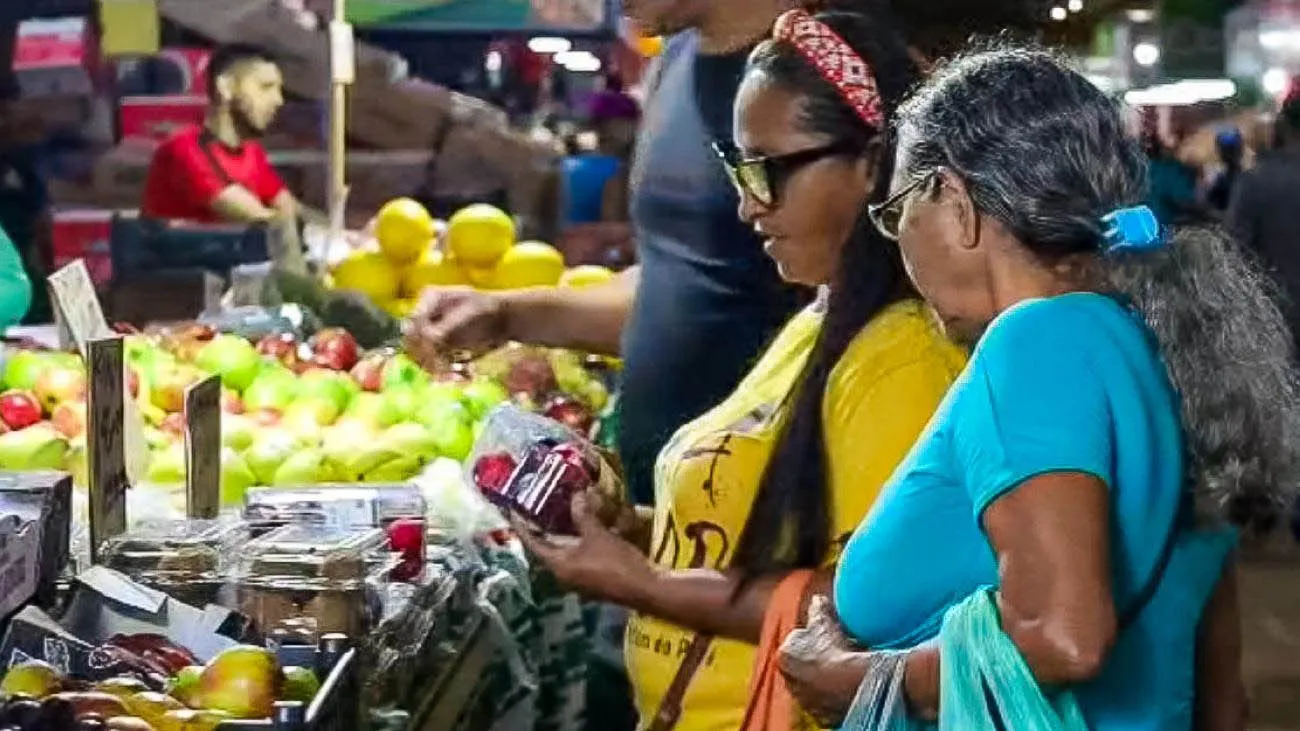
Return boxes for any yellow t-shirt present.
[624,299,967,731]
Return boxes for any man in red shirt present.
[142,44,299,227]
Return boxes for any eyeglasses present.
[868,170,938,241]
[712,140,861,207]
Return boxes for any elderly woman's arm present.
[901,472,1116,718]
[1194,561,1247,731]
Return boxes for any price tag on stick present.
[47,260,149,485]
[184,376,222,520]
[86,336,128,564]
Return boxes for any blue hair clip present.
[1101,205,1163,255]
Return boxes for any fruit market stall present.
[0,253,622,729]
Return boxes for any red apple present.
[34,368,87,414]
[0,390,43,430]
[505,355,558,398]
[309,328,360,372]
[472,452,518,494]
[350,354,387,392]
[256,333,299,367]
[387,517,426,582]
[51,401,86,439]
[161,411,185,436]
[251,408,282,427]
[544,396,595,435]
[221,389,245,415]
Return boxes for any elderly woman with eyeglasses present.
[779,45,1297,731]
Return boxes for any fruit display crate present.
[217,641,360,731]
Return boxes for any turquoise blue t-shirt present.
[834,293,1236,731]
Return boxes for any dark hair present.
[731,3,919,583]
[208,43,277,99]
[897,44,1300,522]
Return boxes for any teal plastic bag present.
[841,589,1087,731]
[938,588,1089,731]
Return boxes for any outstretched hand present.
[511,492,657,607]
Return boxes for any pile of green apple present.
[130,326,512,507]
[0,349,88,475]
[0,325,513,508]
[0,323,615,513]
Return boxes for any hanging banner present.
[347,0,610,32]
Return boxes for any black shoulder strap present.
[196,129,236,187]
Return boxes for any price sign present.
[86,337,128,563]
[183,376,222,520]
[47,260,149,485]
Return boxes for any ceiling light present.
[1264,68,1291,96]
[528,37,572,54]
[1133,41,1160,67]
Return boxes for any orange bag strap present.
[739,570,818,731]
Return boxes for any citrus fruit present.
[380,298,419,318]
[402,249,468,296]
[446,204,515,267]
[489,241,566,289]
[375,197,436,266]
[464,265,497,290]
[331,250,400,302]
[559,265,615,289]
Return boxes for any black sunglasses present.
[868,169,939,241]
[712,140,862,207]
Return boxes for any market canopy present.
[347,0,611,32]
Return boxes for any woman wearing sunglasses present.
[513,4,967,729]
[779,46,1296,730]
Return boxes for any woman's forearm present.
[902,644,941,721]
[630,568,829,644]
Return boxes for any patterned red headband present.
[772,8,884,128]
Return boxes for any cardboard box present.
[0,472,73,618]
[13,16,100,98]
[0,566,243,683]
[118,94,206,142]
[91,139,156,207]
[51,210,115,285]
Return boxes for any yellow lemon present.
[375,197,436,266]
[401,249,468,297]
[559,265,615,289]
[489,241,565,289]
[464,265,497,290]
[446,204,515,267]
[380,298,419,318]
[331,250,400,302]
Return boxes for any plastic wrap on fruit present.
[467,405,624,535]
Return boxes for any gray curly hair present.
[897,44,1300,523]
